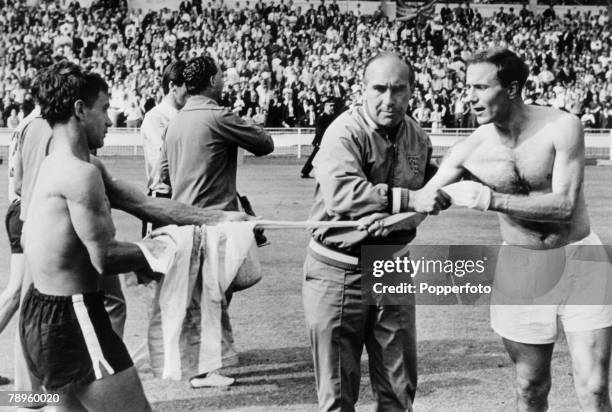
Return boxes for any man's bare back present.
[448,105,590,249]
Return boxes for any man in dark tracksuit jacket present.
[301,97,337,178]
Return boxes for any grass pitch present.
[0,157,611,411]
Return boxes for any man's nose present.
[467,87,478,103]
[381,89,393,105]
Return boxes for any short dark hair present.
[467,48,529,91]
[161,60,186,95]
[362,52,415,87]
[183,56,218,95]
[35,60,108,126]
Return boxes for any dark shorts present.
[5,200,23,254]
[141,190,172,237]
[19,285,133,393]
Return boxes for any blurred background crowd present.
[0,0,610,130]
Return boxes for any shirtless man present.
[18,62,245,411]
[413,48,612,411]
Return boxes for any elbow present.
[91,251,115,276]
[253,139,275,156]
[557,200,575,223]
[92,262,107,276]
[93,260,111,276]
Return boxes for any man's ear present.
[73,99,87,121]
[169,80,181,92]
[507,81,520,100]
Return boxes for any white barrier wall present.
[123,1,605,20]
[123,0,397,17]
[433,3,607,18]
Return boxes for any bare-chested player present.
[18,62,246,411]
[411,48,612,411]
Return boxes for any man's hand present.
[408,188,452,214]
[441,181,491,211]
[358,212,391,237]
[135,269,163,284]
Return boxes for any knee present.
[515,374,551,404]
[574,375,610,407]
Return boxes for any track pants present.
[302,254,417,412]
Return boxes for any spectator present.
[0,0,609,129]
[125,101,143,128]
[7,109,19,129]
[252,106,266,126]
[581,107,596,127]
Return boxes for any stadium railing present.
[0,127,610,161]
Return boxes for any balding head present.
[363,53,414,87]
[361,53,414,130]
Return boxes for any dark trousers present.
[301,145,320,177]
[302,255,417,412]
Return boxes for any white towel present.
[135,222,259,380]
[198,222,259,374]
[136,225,201,379]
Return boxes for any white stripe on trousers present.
[72,295,115,379]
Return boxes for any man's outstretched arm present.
[90,156,249,226]
[407,137,475,213]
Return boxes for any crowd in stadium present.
[0,0,610,130]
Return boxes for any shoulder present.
[214,104,238,120]
[550,108,582,131]
[551,110,584,149]
[213,106,250,129]
[22,117,52,143]
[38,153,98,191]
[532,105,583,140]
[15,115,50,141]
[403,115,429,142]
[142,105,161,122]
[89,155,110,178]
[59,157,105,203]
[325,106,367,137]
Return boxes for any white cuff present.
[392,187,403,214]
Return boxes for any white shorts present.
[491,233,612,344]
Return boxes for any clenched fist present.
[441,181,491,211]
[408,188,452,214]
